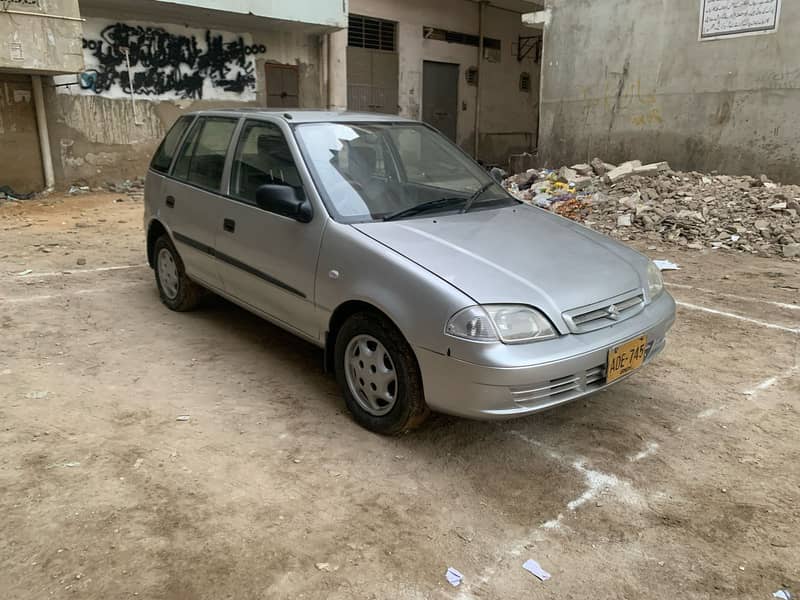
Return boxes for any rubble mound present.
[503,159,800,259]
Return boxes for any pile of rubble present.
[66,176,145,201]
[502,159,800,259]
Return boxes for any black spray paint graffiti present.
[80,23,266,99]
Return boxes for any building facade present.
[45,0,344,189]
[0,0,83,192]
[2,0,542,192]
[535,0,799,183]
[337,0,543,166]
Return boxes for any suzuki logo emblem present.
[607,304,621,320]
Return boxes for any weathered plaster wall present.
[349,0,540,164]
[47,17,321,186]
[0,0,83,74]
[538,0,800,182]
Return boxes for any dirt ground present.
[1,193,798,600]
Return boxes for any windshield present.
[293,122,513,222]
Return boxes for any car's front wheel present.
[334,312,429,435]
[153,235,202,311]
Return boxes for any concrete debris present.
[104,177,146,201]
[570,163,594,176]
[502,159,800,260]
[603,160,647,184]
[590,157,616,176]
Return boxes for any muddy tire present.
[153,235,202,312]
[334,312,429,435]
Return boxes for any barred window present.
[348,14,397,51]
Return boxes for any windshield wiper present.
[461,181,495,214]
[382,196,467,221]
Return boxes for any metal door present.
[265,63,299,108]
[0,74,43,192]
[346,47,398,114]
[422,61,459,141]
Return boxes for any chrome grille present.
[511,363,607,404]
[562,289,645,333]
[509,341,657,406]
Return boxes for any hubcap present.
[157,247,180,300]
[344,334,398,416]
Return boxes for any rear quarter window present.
[150,116,193,174]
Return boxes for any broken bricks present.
[501,157,800,260]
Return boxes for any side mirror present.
[254,184,312,223]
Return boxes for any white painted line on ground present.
[698,406,726,419]
[508,431,642,526]
[743,365,799,397]
[667,282,800,311]
[0,282,146,303]
[456,431,644,595]
[676,301,800,334]
[10,264,148,279]
[628,441,659,462]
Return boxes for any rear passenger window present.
[230,120,304,204]
[172,117,238,191]
[150,116,192,173]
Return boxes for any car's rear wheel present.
[154,235,202,311]
[334,312,429,435]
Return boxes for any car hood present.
[352,205,648,332]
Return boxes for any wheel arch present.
[324,300,410,373]
[146,219,169,268]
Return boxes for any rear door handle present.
[223,218,236,233]
[165,195,175,208]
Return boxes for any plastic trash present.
[522,559,551,581]
[653,260,680,271]
[445,567,463,586]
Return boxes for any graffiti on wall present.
[69,19,266,101]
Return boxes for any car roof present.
[185,109,417,124]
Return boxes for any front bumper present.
[415,292,676,420]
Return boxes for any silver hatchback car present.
[144,110,675,434]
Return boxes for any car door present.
[163,115,239,291]
[215,118,324,340]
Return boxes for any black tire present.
[334,312,430,435]
[153,235,202,312]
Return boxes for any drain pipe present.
[473,0,487,160]
[321,33,329,109]
[31,75,55,192]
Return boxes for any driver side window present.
[230,120,304,205]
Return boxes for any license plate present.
[606,336,647,383]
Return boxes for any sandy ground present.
[1,193,798,600]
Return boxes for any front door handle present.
[223,218,236,233]
[165,195,175,208]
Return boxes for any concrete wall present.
[349,0,540,164]
[537,0,800,182]
[0,0,83,74]
[47,15,322,186]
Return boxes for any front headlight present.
[446,305,557,344]
[647,261,664,300]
